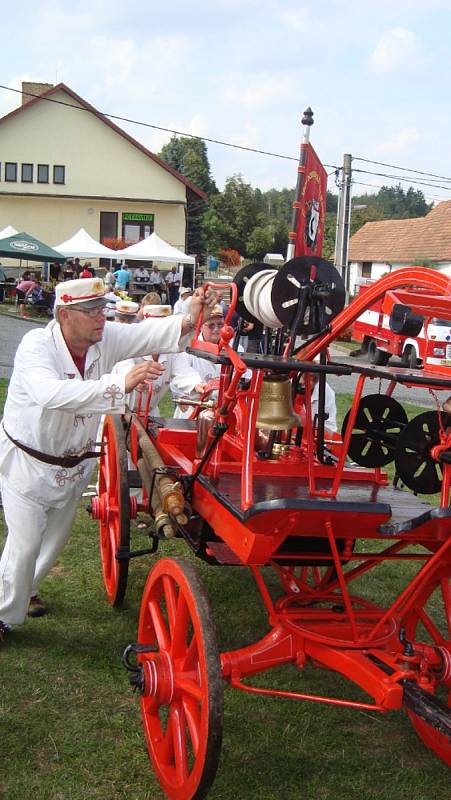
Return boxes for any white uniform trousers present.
[0,478,81,626]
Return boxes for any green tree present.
[246,225,274,260]
[158,136,217,258]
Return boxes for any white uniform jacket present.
[112,352,177,416]
[170,339,248,419]
[0,316,189,506]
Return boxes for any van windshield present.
[430,318,451,326]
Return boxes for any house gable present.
[0,83,206,203]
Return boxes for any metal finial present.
[302,107,314,126]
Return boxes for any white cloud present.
[279,8,309,31]
[376,127,420,155]
[225,74,297,111]
[368,28,419,74]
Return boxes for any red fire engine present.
[352,281,451,371]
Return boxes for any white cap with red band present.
[142,304,172,318]
[55,278,106,307]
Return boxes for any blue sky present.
[2,0,451,201]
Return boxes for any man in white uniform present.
[0,277,217,640]
[173,286,192,315]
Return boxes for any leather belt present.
[2,424,103,468]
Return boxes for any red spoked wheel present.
[402,563,451,765]
[137,557,223,800]
[97,415,131,607]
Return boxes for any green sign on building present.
[122,213,154,222]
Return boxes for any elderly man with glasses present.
[0,277,219,641]
[170,304,238,418]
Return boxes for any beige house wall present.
[0,87,191,266]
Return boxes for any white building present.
[348,201,451,294]
[0,82,206,266]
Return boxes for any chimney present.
[22,82,54,106]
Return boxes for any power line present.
[0,83,341,169]
[353,155,451,183]
[352,167,451,193]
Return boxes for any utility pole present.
[334,153,352,295]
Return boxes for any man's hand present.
[189,287,222,324]
[125,361,165,393]
[194,383,207,395]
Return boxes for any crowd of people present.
[2,260,188,320]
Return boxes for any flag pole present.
[286,107,314,262]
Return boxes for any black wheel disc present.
[395,411,444,494]
[342,394,408,467]
[271,256,345,334]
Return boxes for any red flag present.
[294,143,327,258]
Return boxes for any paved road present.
[0,312,45,378]
[327,345,450,409]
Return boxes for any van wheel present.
[403,345,417,369]
[367,339,390,366]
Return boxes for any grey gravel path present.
[0,311,46,378]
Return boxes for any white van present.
[263,253,285,267]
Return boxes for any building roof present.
[348,200,451,263]
[0,83,207,201]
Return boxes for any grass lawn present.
[0,382,449,799]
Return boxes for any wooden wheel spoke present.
[148,598,171,651]
[171,592,190,658]
[182,632,199,671]
[162,574,179,638]
[182,694,201,755]
[169,703,189,784]
[174,672,203,703]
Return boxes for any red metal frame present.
[123,266,451,782]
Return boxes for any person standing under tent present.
[113,264,131,291]
[0,276,219,641]
[149,266,163,296]
[165,265,182,308]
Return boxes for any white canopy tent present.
[0,225,18,240]
[53,228,118,258]
[117,232,195,264]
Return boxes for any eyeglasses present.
[69,305,108,318]
[204,321,223,331]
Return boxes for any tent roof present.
[0,231,66,262]
[53,228,117,258]
[118,232,195,264]
[0,225,18,240]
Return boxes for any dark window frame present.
[37,164,49,184]
[5,162,17,182]
[53,164,65,184]
[21,163,33,183]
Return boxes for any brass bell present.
[256,375,301,430]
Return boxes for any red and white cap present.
[115,300,139,316]
[142,304,172,318]
[55,278,107,307]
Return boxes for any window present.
[5,162,17,182]
[37,164,49,183]
[21,163,33,183]
[53,165,65,184]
